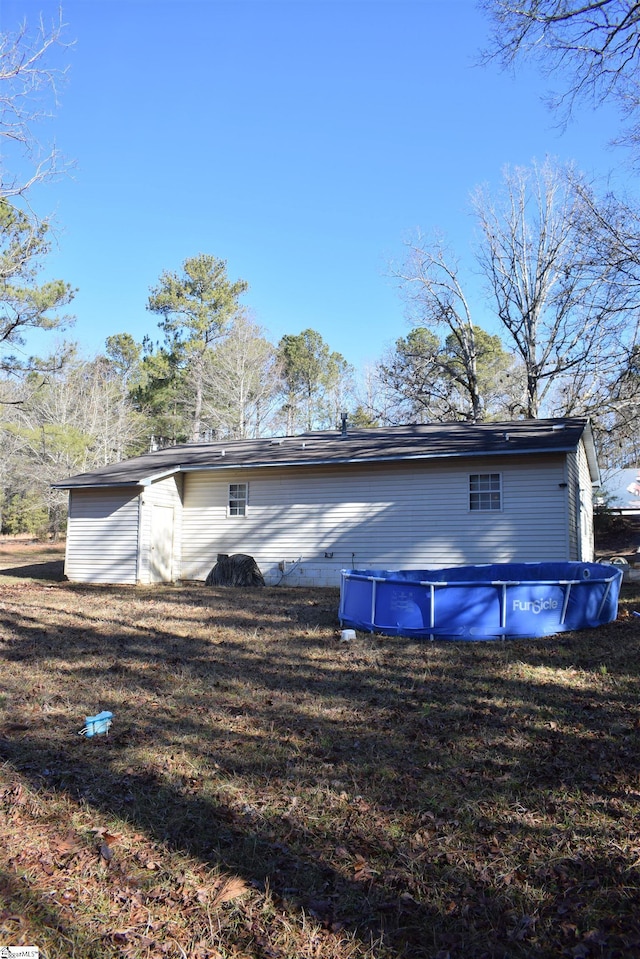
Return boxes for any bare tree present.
[609,343,640,462]
[1,349,146,535]
[0,12,73,382]
[377,327,444,424]
[201,314,283,439]
[392,235,512,421]
[0,9,69,200]
[473,160,630,417]
[482,1,640,150]
[581,338,640,466]
[570,173,640,310]
[350,362,401,427]
[392,161,634,421]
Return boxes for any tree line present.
[0,5,639,536]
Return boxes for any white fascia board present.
[581,422,601,486]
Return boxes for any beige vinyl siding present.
[180,453,571,583]
[64,488,140,584]
[138,474,183,583]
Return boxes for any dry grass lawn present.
[1,540,640,958]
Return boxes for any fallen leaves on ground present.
[0,559,639,957]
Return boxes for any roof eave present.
[52,466,180,490]
[52,480,145,490]
[179,443,581,473]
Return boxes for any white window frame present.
[228,482,248,517]
[469,472,502,512]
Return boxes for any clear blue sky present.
[4,0,629,371]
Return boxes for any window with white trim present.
[228,483,248,516]
[469,473,502,511]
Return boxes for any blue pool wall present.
[338,562,623,641]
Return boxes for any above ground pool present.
[339,562,623,641]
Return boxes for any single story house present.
[52,418,599,587]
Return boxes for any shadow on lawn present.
[0,560,65,580]
[1,583,640,957]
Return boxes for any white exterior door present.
[149,505,174,582]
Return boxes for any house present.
[52,418,600,587]
[598,467,640,513]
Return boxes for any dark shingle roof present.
[52,418,598,489]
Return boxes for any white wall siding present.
[579,441,595,560]
[567,441,595,561]
[138,474,183,583]
[180,455,571,586]
[65,488,140,584]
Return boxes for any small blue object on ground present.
[79,711,113,737]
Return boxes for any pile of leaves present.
[1,544,640,957]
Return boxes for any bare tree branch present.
[0,8,71,200]
[391,234,488,421]
[474,159,630,416]
[481,1,640,151]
